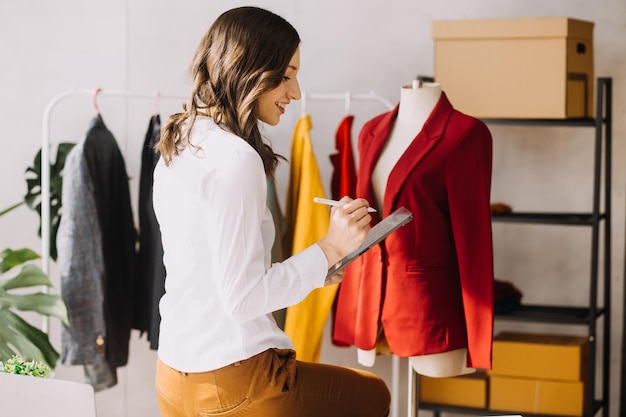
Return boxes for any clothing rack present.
[41,88,394,287]
[40,88,402,416]
[301,91,406,417]
[40,88,187,333]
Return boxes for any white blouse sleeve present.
[201,145,327,323]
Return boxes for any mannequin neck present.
[370,82,442,210]
[396,82,442,127]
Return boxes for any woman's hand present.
[325,268,345,286]
[317,196,372,269]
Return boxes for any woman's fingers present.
[325,269,345,286]
[317,197,373,268]
[332,198,372,224]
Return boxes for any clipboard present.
[326,206,414,278]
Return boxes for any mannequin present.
[331,79,493,378]
[365,81,474,378]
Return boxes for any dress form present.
[364,81,475,378]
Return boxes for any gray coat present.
[57,114,137,391]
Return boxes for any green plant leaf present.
[0,247,69,369]
[0,248,40,274]
[0,292,69,327]
[0,320,46,364]
[0,339,16,362]
[0,264,51,289]
[0,310,59,366]
[23,142,76,261]
[53,143,76,179]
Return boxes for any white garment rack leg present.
[408,360,418,417]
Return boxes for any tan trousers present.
[156,348,390,417]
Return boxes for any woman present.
[153,6,391,417]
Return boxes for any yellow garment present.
[283,114,337,363]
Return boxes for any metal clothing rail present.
[300,91,394,116]
[40,88,187,332]
[300,91,404,417]
[40,88,393,319]
[41,89,393,284]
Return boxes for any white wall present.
[0,0,624,416]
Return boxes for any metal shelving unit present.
[419,77,612,417]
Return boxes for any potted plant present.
[0,354,52,378]
[0,143,74,368]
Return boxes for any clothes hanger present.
[92,88,102,113]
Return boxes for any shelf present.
[495,304,605,325]
[482,117,598,127]
[491,212,605,226]
[419,400,604,417]
[417,78,612,417]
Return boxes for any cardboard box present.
[419,371,488,408]
[432,17,594,119]
[491,331,588,381]
[490,375,584,416]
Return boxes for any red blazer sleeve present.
[445,118,494,369]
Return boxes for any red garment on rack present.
[329,115,358,347]
[329,115,357,199]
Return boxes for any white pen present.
[313,197,377,213]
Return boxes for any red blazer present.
[332,93,494,369]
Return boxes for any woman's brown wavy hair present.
[157,6,300,176]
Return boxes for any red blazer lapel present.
[383,93,454,215]
[357,105,397,217]
[358,93,456,217]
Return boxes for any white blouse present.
[153,117,327,372]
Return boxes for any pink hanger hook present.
[92,88,102,113]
